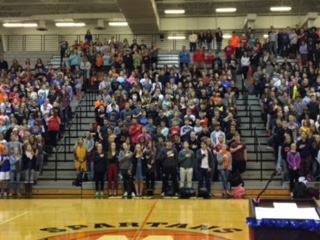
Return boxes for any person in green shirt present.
[178,141,195,188]
[132,51,142,67]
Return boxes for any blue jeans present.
[198,168,211,192]
[207,42,212,50]
[216,41,222,52]
[219,169,230,192]
[24,169,34,183]
[190,42,196,52]
[269,41,276,55]
[10,171,21,190]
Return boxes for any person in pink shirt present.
[137,126,152,143]
[193,47,205,68]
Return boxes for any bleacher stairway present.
[37,89,285,192]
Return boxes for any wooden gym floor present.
[1,199,319,240]
[0,199,248,240]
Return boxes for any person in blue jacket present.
[179,46,190,69]
[69,49,81,71]
[0,147,11,197]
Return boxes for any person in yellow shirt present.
[74,137,88,174]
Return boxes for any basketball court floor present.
[0,199,251,240]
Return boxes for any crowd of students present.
[68,29,247,199]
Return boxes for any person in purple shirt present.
[286,143,301,195]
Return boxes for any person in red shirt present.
[193,47,205,68]
[205,50,214,68]
[213,135,226,155]
[169,120,181,142]
[199,111,209,127]
[129,118,142,144]
[224,41,235,60]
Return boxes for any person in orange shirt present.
[95,53,104,72]
[229,31,240,50]
[0,89,8,104]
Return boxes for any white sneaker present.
[161,192,165,197]
[123,192,128,197]
[131,192,136,198]
[3,192,7,197]
[290,192,293,197]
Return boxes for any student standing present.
[93,143,108,198]
[287,143,301,196]
[118,143,133,198]
[22,144,36,198]
[0,147,10,197]
[217,144,232,197]
[144,141,156,197]
[107,142,119,196]
[130,144,147,197]
[9,147,22,196]
[178,142,195,188]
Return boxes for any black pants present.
[60,50,66,64]
[47,130,58,147]
[94,172,105,192]
[198,168,211,192]
[146,171,155,190]
[242,66,249,80]
[289,169,299,192]
[156,160,162,181]
[120,169,130,192]
[162,166,178,194]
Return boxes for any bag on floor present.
[293,182,308,199]
[198,187,210,199]
[165,183,175,197]
[73,172,88,187]
[232,184,245,199]
[307,187,319,199]
[229,171,244,187]
[179,187,196,199]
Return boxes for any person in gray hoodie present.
[159,140,179,197]
[118,142,133,198]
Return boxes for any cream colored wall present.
[0,23,132,36]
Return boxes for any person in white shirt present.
[210,124,226,146]
[189,31,198,52]
[196,141,215,195]
[241,52,251,80]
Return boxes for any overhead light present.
[223,35,232,39]
[216,8,237,13]
[270,6,291,11]
[263,34,269,38]
[3,23,38,27]
[168,36,186,40]
[108,22,128,26]
[55,22,85,27]
[165,9,185,14]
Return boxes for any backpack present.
[179,187,196,199]
[73,172,88,187]
[165,183,175,197]
[307,187,319,199]
[232,184,245,199]
[198,187,210,199]
[229,171,244,187]
[293,182,308,199]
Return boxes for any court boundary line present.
[0,211,29,225]
[133,199,159,240]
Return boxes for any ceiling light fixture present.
[165,9,185,14]
[108,22,128,26]
[270,6,292,11]
[3,23,38,27]
[55,22,85,27]
[223,35,232,39]
[167,36,186,40]
[216,8,237,13]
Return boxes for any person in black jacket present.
[196,141,215,196]
[158,140,179,197]
[93,143,108,198]
[22,144,36,199]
